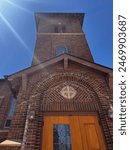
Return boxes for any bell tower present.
[32,13,94,65]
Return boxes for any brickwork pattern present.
[7,93,28,142]
[32,35,93,65]
[32,13,93,65]
[37,13,83,33]
[0,146,21,150]
[17,67,111,150]
[0,132,8,143]
[0,81,12,143]
[0,63,113,150]
[0,81,12,129]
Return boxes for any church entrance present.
[42,115,106,150]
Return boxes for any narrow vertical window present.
[53,124,72,150]
[4,97,16,128]
[8,98,16,117]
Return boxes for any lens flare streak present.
[5,0,32,13]
[0,12,30,51]
[0,0,47,66]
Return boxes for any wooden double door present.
[42,115,106,150]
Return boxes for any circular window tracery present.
[60,85,77,99]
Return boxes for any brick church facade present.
[0,13,113,150]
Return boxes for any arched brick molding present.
[22,71,112,150]
[29,71,110,105]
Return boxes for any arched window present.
[4,97,16,128]
[56,47,68,56]
[54,22,66,33]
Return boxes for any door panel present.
[79,116,106,150]
[69,116,83,150]
[42,116,53,150]
[85,124,100,149]
[42,115,106,150]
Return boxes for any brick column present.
[21,93,41,150]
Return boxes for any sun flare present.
[0,0,32,51]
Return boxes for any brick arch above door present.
[29,71,109,96]
[25,71,112,150]
[41,81,98,103]
[28,71,109,112]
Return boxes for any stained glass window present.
[53,124,72,150]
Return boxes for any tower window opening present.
[55,25,66,33]
[56,47,68,56]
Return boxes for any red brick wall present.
[0,146,21,150]
[0,132,8,143]
[0,61,113,150]
[36,13,83,33]
[32,13,94,65]
[32,34,93,65]
[2,62,112,150]
[0,80,12,142]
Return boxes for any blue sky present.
[0,0,113,78]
